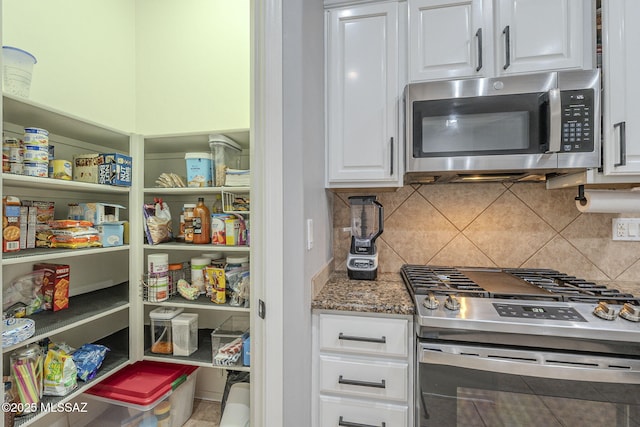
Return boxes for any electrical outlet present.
[612,218,640,241]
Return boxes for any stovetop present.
[401,265,640,305]
[402,265,640,343]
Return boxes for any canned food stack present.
[22,127,49,177]
[3,137,22,174]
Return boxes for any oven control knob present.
[444,294,460,311]
[619,303,640,322]
[593,302,616,321]
[423,293,439,310]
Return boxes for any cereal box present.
[34,263,70,311]
[98,153,132,187]
[3,196,21,252]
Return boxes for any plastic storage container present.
[184,152,212,187]
[84,361,198,427]
[150,307,184,354]
[171,313,198,356]
[209,134,241,187]
[211,315,250,367]
[2,46,37,98]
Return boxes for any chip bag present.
[43,349,77,396]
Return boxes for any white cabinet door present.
[602,0,640,176]
[326,2,401,187]
[409,0,490,81]
[495,0,587,75]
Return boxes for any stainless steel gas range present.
[401,265,640,427]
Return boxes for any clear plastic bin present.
[83,361,198,427]
[209,134,241,187]
[171,313,198,356]
[211,315,249,367]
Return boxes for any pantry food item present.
[72,343,109,381]
[72,153,102,183]
[155,172,186,188]
[98,153,132,187]
[34,263,70,311]
[185,152,212,187]
[43,348,77,396]
[49,159,72,180]
[192,198,211,244]
[3,196,21,252]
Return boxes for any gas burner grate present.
[401,265,489,297]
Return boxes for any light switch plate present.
[612,218,640,241]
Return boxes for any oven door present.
[417,342,640,427]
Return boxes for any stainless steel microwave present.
[405,69,600,182]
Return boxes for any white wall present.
[134,0,250,134]
[2,0,136,132]
[281,0,328,425]
[2,0,249,135]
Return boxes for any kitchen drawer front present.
[319,355,408,401]
[319,314,408,357]
[319,395,408,427]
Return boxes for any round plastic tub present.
[2,46,37,98]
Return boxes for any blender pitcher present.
[347,196,384,280]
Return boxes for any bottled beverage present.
[212,194,223,213]
[192,198,211,244]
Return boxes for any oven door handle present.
[421,345,640,384]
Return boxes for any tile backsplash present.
[332,182,640,283]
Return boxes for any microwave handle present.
[546,88,561,153]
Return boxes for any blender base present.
[347,268,378,281]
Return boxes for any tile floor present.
[183,399,221,427]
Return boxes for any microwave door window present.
[421,111,529,155]
[413,93,548,157]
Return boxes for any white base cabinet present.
[312,312,413,427]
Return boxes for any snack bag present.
[43,349,77,396]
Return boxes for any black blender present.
[347,195,384,280]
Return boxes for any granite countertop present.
[311,272,415,315]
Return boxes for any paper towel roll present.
[576,189,640,213]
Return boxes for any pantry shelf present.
[2,173,131,194]
[143,328,250,372]
[2,283,130,353]
[143,295,250,312]
[143,186,250,195]
[143,243,249,252]
[13,332,130,427]
[1,245,130,266]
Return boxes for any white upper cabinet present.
[409,0,594,82]
[601,0,640,176]
[495,0,590,76]
[326,1,402,187]
[409,0,490,81]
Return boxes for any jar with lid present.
[167,263,185,296]
[10,343,43,413]
[192,198,211,244]
[183,204,196,243]
[154,400,171,427]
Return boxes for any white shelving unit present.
[139,130,252,374]
[1,95,134,427]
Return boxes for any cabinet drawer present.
[319,355,408,401]
[319,314,408,357]
[319,395,408,427]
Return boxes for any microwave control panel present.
[560,90,594,152]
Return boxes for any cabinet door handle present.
[338,332,386,344]
[338,375,386,389]
[339,416,386,427]
[475,28,483,72]
[389,137,394,176]
[502,25,511,70]
[614,121,627,167]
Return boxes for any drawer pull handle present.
[338,375,386,389]
[338,332,386,344]
[339,416,386,427]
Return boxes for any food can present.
[23,144,49,163]
[23,162,48,177]
[48,159,72,180]
[23,127,48,145]
[9,162,23,175]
